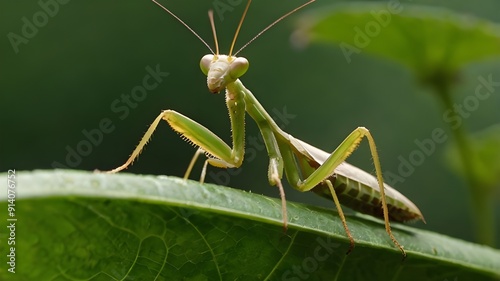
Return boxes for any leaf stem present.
[433,81,495,246]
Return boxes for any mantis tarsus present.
[105,0,424,258]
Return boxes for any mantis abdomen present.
[312,162,423,222]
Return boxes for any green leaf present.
[1,170,499,280]
[445,124,500,189]
[293,3,500,85]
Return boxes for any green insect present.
[105,0,424,257]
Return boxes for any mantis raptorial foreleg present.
[106,105,245,175]
[105,87,291,229]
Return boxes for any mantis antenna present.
[208,10,219,55]
[151,0,215,54]
[228,0,253,57]
[233,0,315,56]
[151,0,315,57]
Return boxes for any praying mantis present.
[105,0,424,258]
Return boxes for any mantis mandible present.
[105,0,424,258]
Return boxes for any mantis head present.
[197,0,314,94]
[198,0,252,94]
[200,55,249,93]
[151,0,314,93]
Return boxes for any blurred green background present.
[1,0,499,245]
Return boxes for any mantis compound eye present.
[200,54,215,76]
[228,57,249,79]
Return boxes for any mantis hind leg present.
[325,178,355,254]
[280,127,406,257]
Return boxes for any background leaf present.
[293,2,500,83]
[1,170,499,280]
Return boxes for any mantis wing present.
[287,135,424,222]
